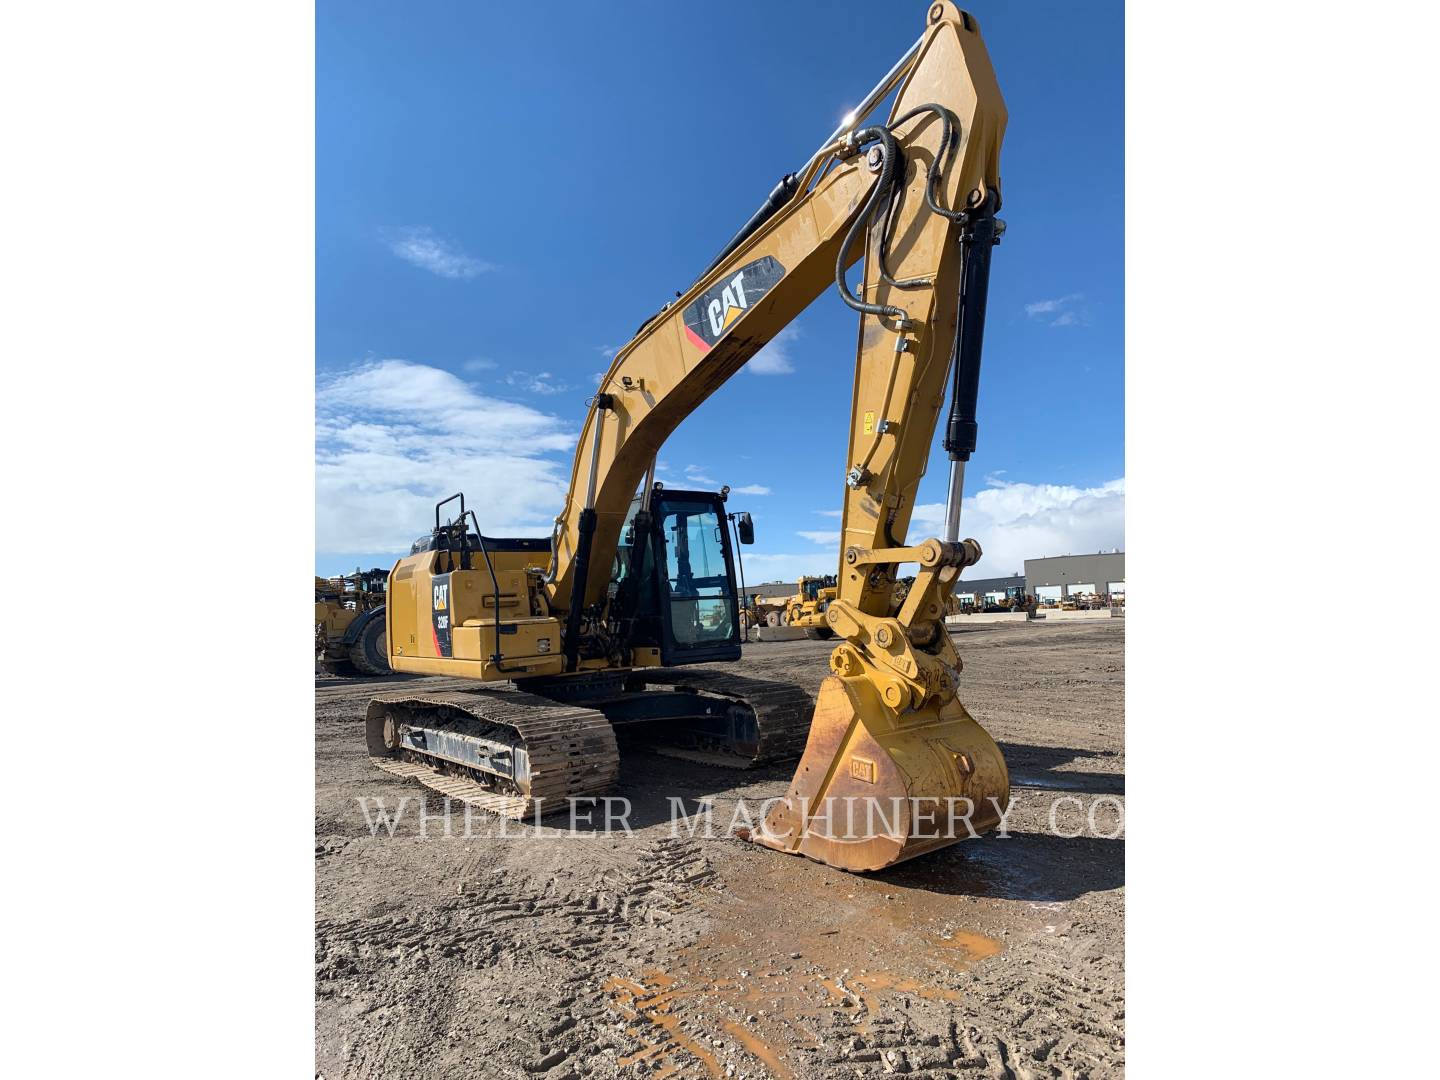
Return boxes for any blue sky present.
[316,0,1124,582]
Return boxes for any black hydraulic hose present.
[875,104,964,291]
[835,126,907,321]
[890,103,964,222]
[875,182,918,290]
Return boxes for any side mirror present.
[736,512,755,545]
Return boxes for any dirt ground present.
[316,619,1125,1080]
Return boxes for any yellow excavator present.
[780,575,839,639]
[367,3,1009,872]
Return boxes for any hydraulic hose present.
[834,105,965,318]
[834,126,907,321]
[890,103,964,222]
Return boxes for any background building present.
[954,574,1027,602]
[1023,551,1126,599]
[747,553,1126,604]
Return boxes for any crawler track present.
[635,668,816,767]
[363,670,816,819]
[365,686,619,820]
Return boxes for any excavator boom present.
[548,3,1003,622]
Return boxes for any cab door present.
[653,493,741,665]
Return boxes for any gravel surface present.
[316,618,1125,1079]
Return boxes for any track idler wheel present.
[751,675,1009,872]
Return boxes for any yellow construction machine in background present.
[316,569,390,676]
[780,575,839,639]
[738,593,787,631]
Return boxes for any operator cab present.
[611,485,752,666]
[800,574,837,601]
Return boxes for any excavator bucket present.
[752,675,1009,872]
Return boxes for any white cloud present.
[730,484,771,496]
[383,226,493,279]
[748,326,799,375]
[813,508,842,518]
[684,464,719,486]
[744,475,1123,588]
[908,477,1125,579]
[1024,293,1087,328]
[796,529,841,546]
[316,359,574,554]
[505,370,570,395]
[1024,293,1079,315]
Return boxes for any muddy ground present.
[316,618,1125,1079]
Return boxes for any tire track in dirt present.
[316,836,719,1079]
[316,621,1126,1079]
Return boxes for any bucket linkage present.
[750,538,1010,872]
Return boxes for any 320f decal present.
[431,574,452,658]
[682,255,785,352]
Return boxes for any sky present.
[316,0,1124,583]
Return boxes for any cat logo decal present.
[431,575,452,657]
[682,255,785,352]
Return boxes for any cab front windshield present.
[660,501,735,646]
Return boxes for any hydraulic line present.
[891,103,965,222]
[876,104,963,290]
[834,127,907,321]
[835,105,964,318]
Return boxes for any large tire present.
[780,610,791,627]
[805,627,836,640]
[765,611,781,627]
[348,616,391,676]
